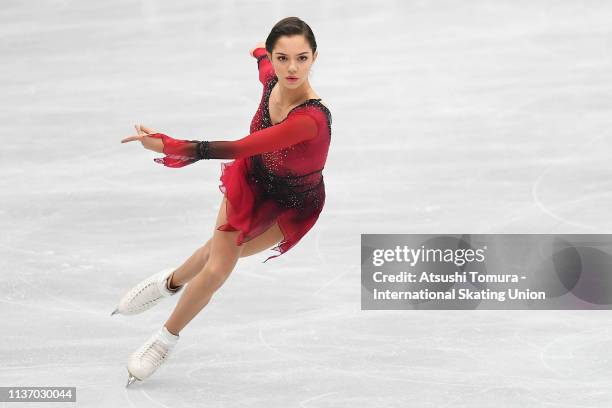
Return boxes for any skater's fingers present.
[139,124,155,134]
[135,124,146,136]
[121,135,143,143]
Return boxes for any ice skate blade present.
[126,373,139,388]
[110,308,119,316]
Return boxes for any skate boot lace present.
[139,340,171,368]
[128,281,163,313]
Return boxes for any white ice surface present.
[1,0,612,406]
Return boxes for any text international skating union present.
[372,288,546,302]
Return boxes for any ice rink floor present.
[1,0,612,406]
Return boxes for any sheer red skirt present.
[216,156,325,263]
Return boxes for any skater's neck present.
[274,78,315,107]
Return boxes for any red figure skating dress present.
[147,47,332,262]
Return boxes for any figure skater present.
[112,16,332,387]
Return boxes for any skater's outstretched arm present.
[147,112,319,168]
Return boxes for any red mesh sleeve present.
[148,112,318,167]
[252,47,275,85]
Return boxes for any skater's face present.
[268,35,317,89]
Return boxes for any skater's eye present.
[277,56,308,62]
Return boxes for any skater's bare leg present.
[167,200,284,289]
[163,197,284,335]
[167,239,212,289]
[239,221,284,258]
[164,196,243,334]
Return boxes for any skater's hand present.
[250,41,266,56]
[121,124,164,153]
[137,124,156,134]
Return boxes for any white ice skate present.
[111,267,184,316]
[126,326,179,387]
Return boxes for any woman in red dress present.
[114,17,331,386]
